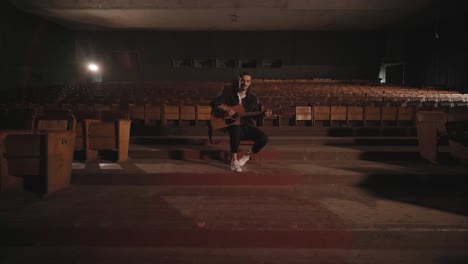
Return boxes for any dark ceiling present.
[9,0,458,31]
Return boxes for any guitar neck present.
[220,104,264,118]
[240,111,264,117]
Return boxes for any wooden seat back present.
[295,106,311,126]
[33,110,76,131]
[1,130,75,194]
[416,111,448,163]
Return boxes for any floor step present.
[127,145,452,161]
[131,126,418,138]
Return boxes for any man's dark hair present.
[239,71,252,78]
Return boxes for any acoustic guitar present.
[210,104,264,131]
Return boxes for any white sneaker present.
[230,160,242,172]
[238,154,251,167]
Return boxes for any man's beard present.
[238,86,247,91]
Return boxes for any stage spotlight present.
[85,63,102,83]
[88,63,99,72]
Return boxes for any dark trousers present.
[227,125,268,154]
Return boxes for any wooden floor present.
[1,135,467,264]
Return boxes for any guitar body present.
[210,104,246,131]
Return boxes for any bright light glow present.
[88,64,99,72]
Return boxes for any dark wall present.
[2,1,467,95]
[0,2,75,93]
[403,2,468,92]
[404,31,468,92]
[75,30,385,82]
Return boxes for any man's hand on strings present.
[227,109,236,118]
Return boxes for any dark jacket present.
[211,84,260,127]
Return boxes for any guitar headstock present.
[262,105,281,117]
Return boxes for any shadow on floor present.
[356,172,468,216]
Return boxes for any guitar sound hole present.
[226,119,236,125]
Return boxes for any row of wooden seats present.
[257,94,468,107]
[48,81,224,104]
[128,104,465,128]
[293,106,417,127]
[4,103,468,129]
[80,118,131,162]
[1,110,131,162]
[5,81,465,106]
[253,81,454,89]
[129,104,211,126]
[34,111,131,163]
[1,103,119,114]
[132,104,420,127]
[3,81,466,108]
[3,93,467,124]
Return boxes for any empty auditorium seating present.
[445,112,468,164]
[83,111,131,162]
[94,103,113,113]
[397,106,415,126]
[295,106,311,126]
[62,103,78,112]
[313,106,330,126]
[438,94,452,107]
[364,106,381,126]
[0,130,75,194]
[98,110,130,121]
[77,104,97,119]
[163,105,180,126]
[45,104,61,112]
[129,104,145,123]
[451,94,466,107]
[33,110,76,131]
[196,105,212,126]
[1,81,465,131]
[381,106,397,126]
[416,111,448,163]
[347,106,364,126]
[278,106,296,126]
[180,105,196,126]
[145,104,162,125]
[29,104,45,114]
[75,120,85,152]
[330,106,347,127]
